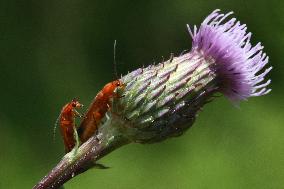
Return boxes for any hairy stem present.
[33,136,128,189]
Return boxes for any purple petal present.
[188,10,272,102]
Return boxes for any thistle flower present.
[34,9,272,189]
[99,9,272,144]
[188,9,272,101]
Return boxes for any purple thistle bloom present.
[104,9,274,143]
[111,10,272,143]
[188,9,272,102]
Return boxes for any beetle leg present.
[72,125,80,155]
[74,109,84,118]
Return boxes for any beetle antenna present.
[53,112,61,143]
[113,40,118,79]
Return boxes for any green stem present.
[33,135,128,189]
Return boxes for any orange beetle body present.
[78,80,123,143]
[59,99,83,153]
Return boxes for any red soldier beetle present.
[78,80,124,143]
[57,98,84,153]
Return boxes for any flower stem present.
[33,136,128,189]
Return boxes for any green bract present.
[98,52,218,144]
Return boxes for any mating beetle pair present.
[58,80,124,153]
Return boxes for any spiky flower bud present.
[97,9,271,144]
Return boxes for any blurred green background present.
[0,0,283,188]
